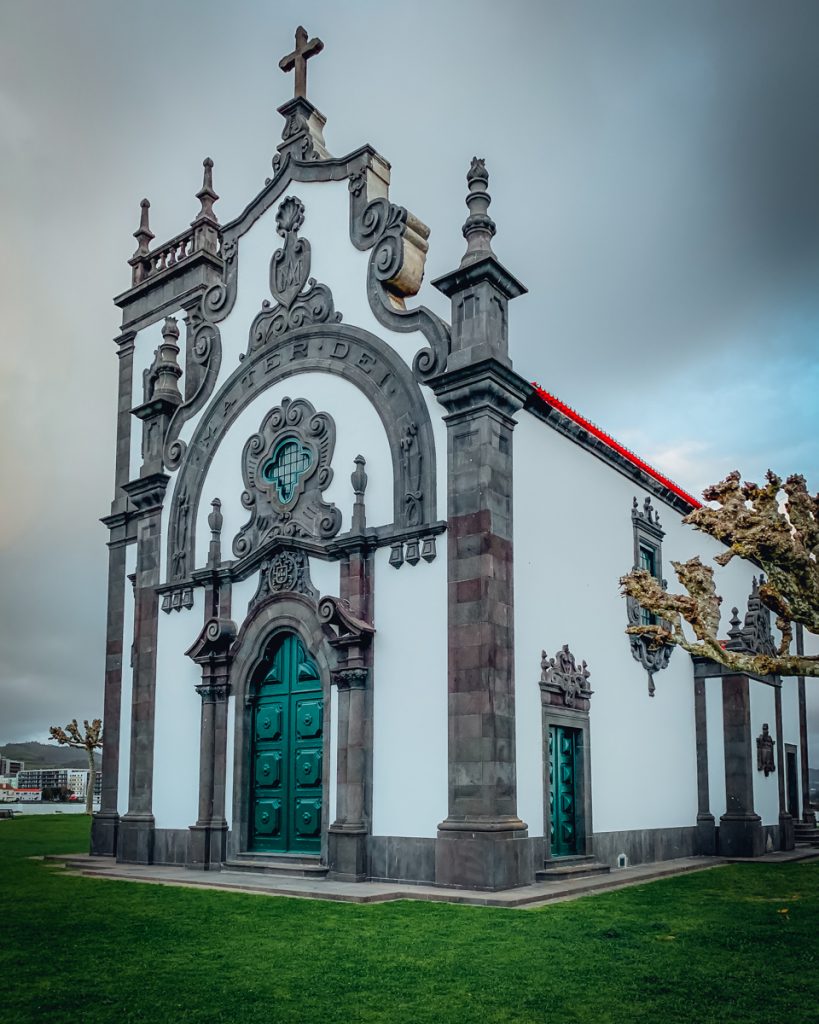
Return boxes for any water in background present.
[8,802,100,815]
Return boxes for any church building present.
[91,27,815,890]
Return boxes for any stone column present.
[117,473,169,864]
[328,543,374,882]
[188,677,230,869]
[796,625,815,824]
[693,677,716,855]
[719,674,764,857]
[92,332,136,857]
[774,684,795,849]
[430,158,531,890]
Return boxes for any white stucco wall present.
[780,675,801,819]
[371,543,448,837]
[152,593,203,829]
[513,407,779,840]
[116,543,138,817]
[705,677,726,820]
[749,678,778,826]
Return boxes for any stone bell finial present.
[152,317,183,403]
[461,157,497,267]
[132,198,154,258]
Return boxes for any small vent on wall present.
[617,853,628,869]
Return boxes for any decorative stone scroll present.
[756,723,775,776]
[233,396,341,559]
[349,192,450,381]
[540,645,593,710]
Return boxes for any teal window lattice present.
[261,438,312,505]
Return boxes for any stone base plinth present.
[696,813,717,856]
[187,823,227,870]
[435,823,533,891]
[117,813,155,864]
[90,810,119,857]
[778,812,795,852]
[718,812,764,858]
[328,827,368,882]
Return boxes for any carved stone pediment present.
[185,617,238,666]
[540,645,593,710]
[725,576,777,658]
[233,396,342,559]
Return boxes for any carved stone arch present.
[166,322,438,582]
[227,592,337,861]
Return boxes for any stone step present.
[222,854,329,878]
[536,858,610,882]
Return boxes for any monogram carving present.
[246,196,340,355]
[248,549,319,611]
[233,397,341,559]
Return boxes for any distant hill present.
[1,741,101,771]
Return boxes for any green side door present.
[549,725,579,857]
[250,633,323,854]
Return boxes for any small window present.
[638,544,658,625]
[262,438,312,505]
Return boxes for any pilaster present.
[693,677,716,855]
[430,159,530,890]
[719,674,764,857]
[797,626,815,824]
[117,472,169,864]
[774,685,795,850]
[328,538,375,882]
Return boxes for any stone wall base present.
[592,826,699,867]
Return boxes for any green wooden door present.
[250,633,323,854]
[549,725,579,857]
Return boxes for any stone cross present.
[279,26,324,100]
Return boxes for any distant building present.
[66,769,103,800]
[18,768,70,793]
[0,757,24,776]
[17,788,42,803]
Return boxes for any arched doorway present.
[248,632,324,854]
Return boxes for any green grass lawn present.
[2,816,817,1024]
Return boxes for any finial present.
[151,316,183,403]
[279,26,324,101]
[161,316,180,343]
[351,455,368,533]
[133,198,154,257]
[460,156,496,267]
[194,157,219,225]
[208,498,223,566]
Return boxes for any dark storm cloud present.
[0,0,817,747]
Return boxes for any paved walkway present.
[43,846,819,909]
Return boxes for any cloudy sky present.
[1,0,817,747]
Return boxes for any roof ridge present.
[530,382,702,509]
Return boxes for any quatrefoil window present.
[261,438,312,505]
